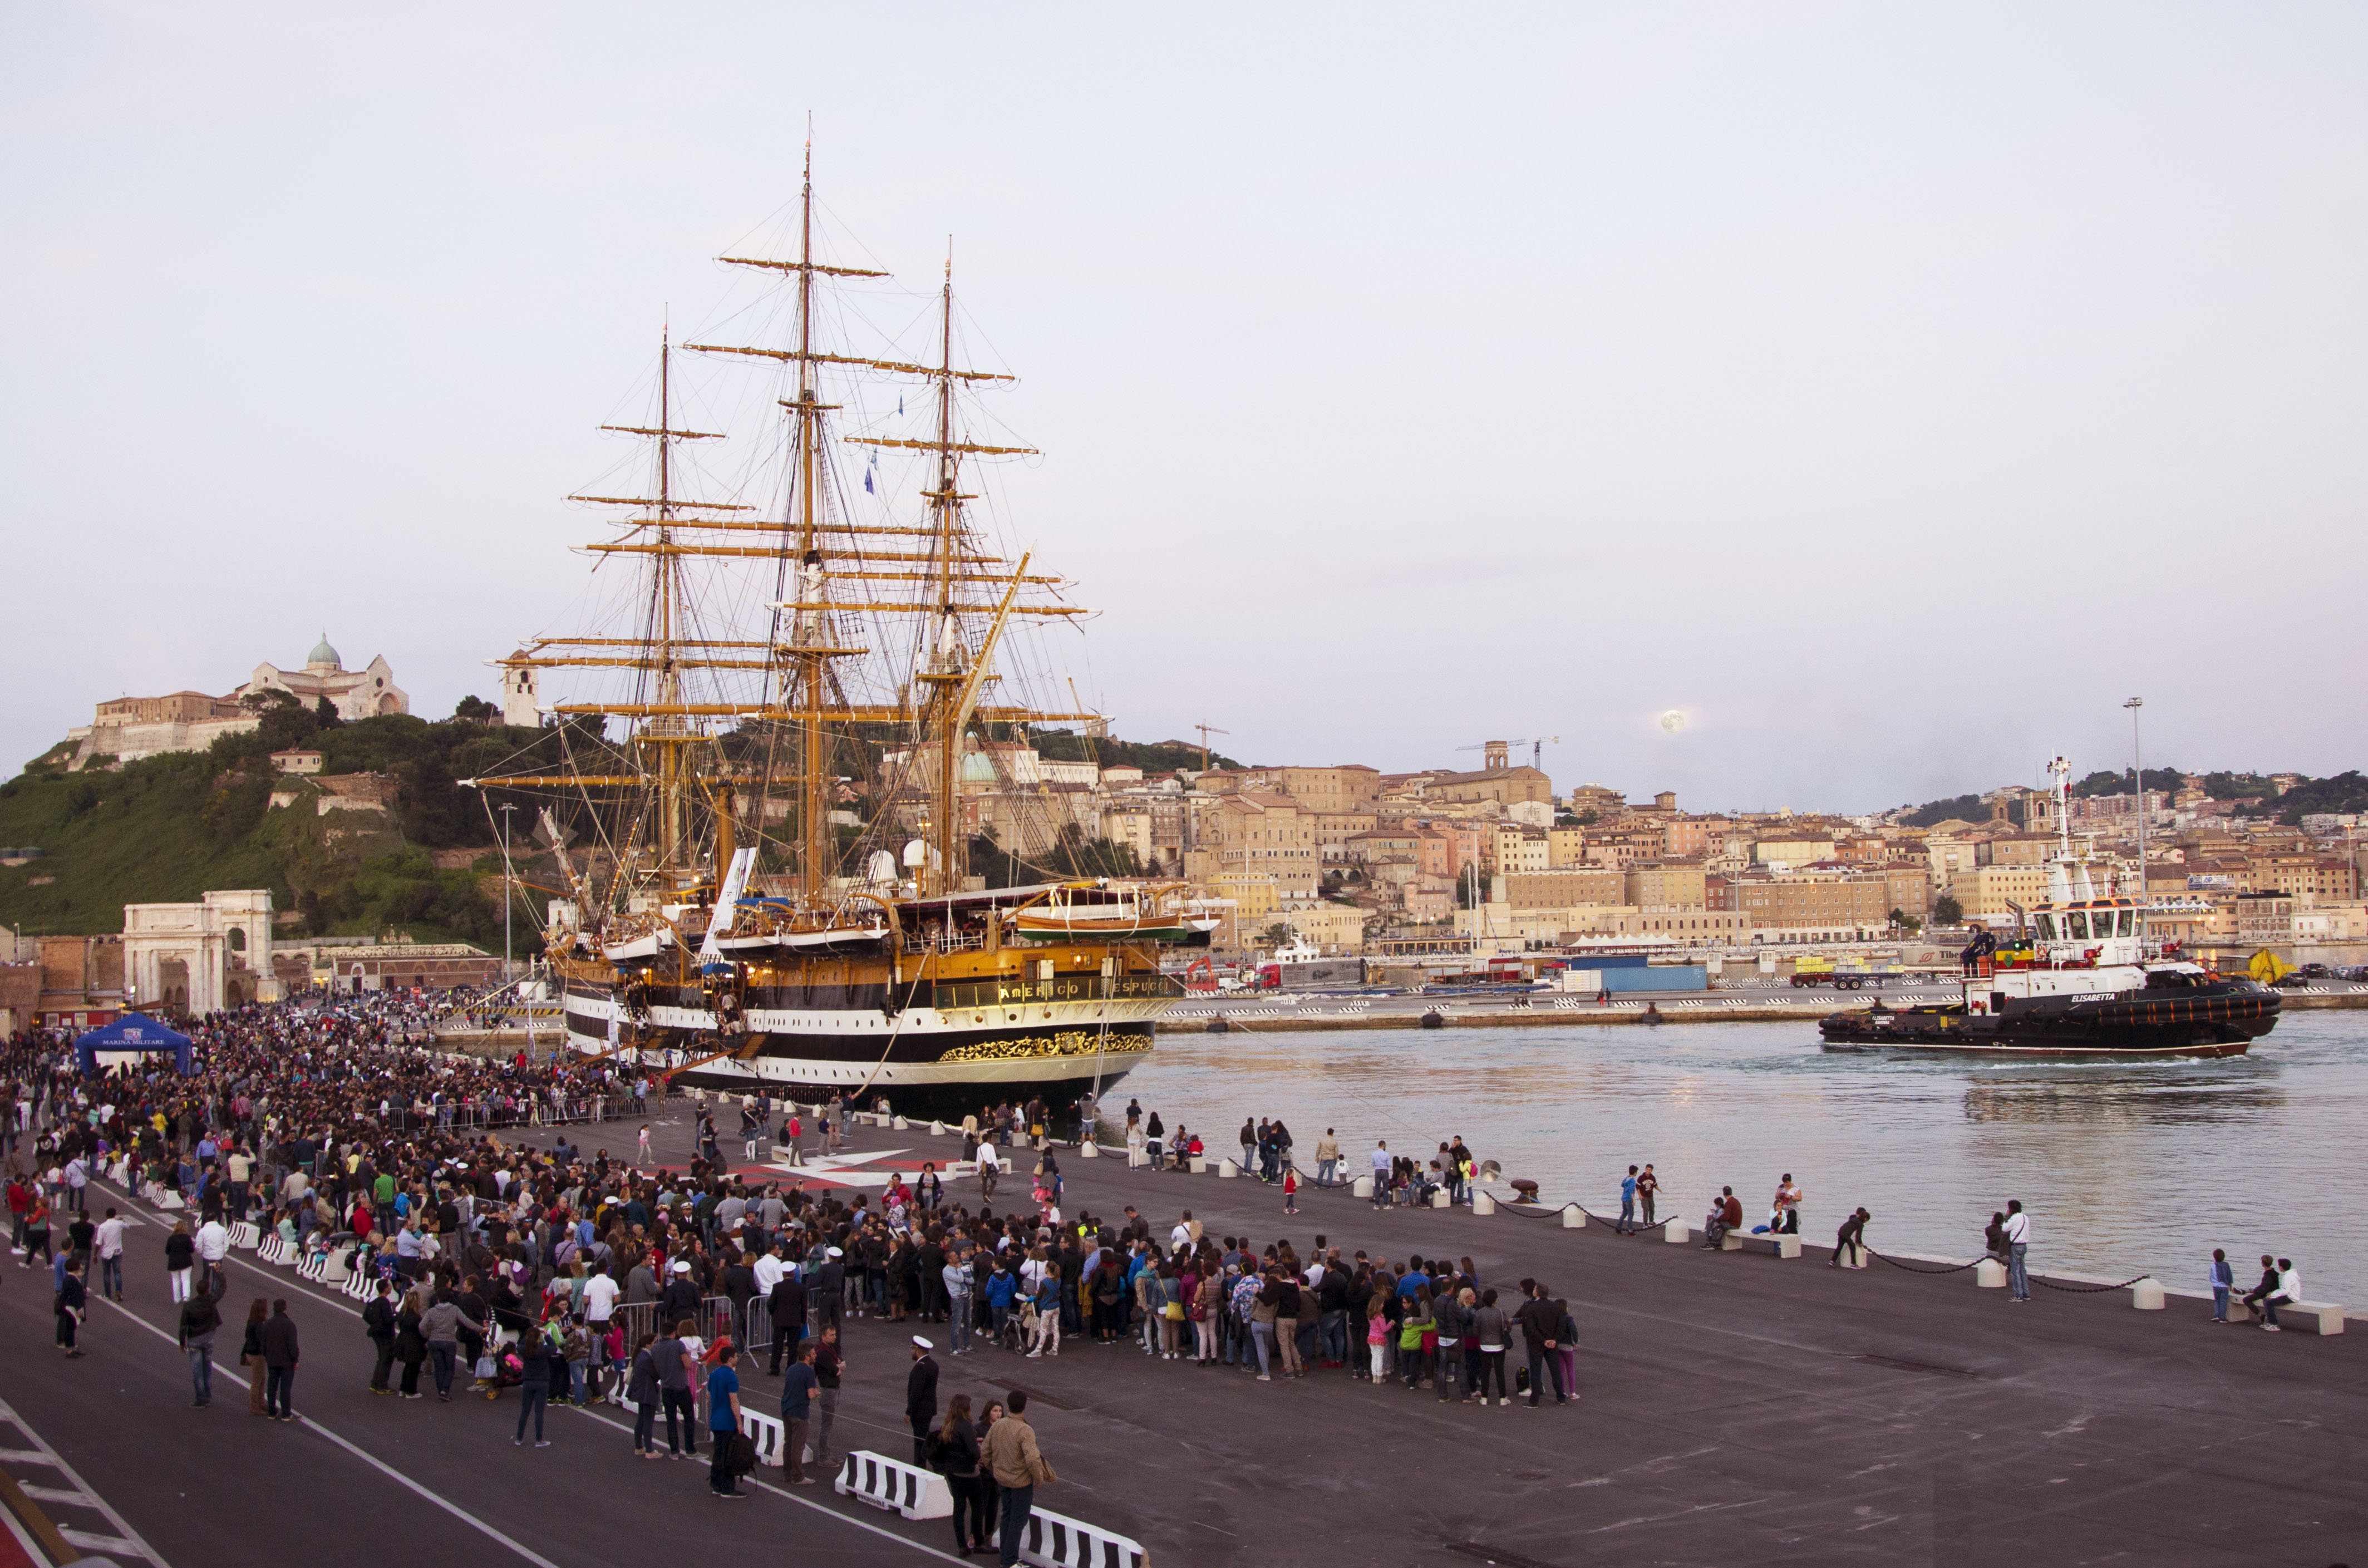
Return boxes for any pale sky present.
[6,4,2364,813]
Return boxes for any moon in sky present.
[1660,709,1686,733]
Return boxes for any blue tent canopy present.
[76,1012,195,1076]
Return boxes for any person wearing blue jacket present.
[984,1257,1018,1340]
[2209,1249,2234,1324]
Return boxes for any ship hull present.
[1819,982,2280,1058]
[558,965,1169,1120]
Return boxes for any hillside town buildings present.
[932,738,2368,967]
[61,634,408,769]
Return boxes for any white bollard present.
[1976,1258,2007,1289]
[1218,1158,1239,1179]
[1472,1190,1496,1216]
[1350,1174,1371,1198]
[1079,1141,1099,1158]
[1663,1219,1690,1245]
[2130,1277,2165,1310]
[930,1121,946,1136]
[892,1116,908,1131]
[1560,1205,1584,1229]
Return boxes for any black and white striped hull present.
[561,980,1162,1120]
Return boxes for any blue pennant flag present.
[898,395,904,417]
[863,466,874,495]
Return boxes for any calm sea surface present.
[1114,1010,2368,1304]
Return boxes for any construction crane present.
[1456,736,1560,770]
[1192,723,1230,772]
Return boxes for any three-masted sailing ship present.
[465,151,1187,1118]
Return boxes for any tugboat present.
[1820,757,2280,1058]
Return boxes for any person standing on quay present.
[1617,1167,1640,1235]
[907,1336,939,1465]
[1370,1140,1391,1208]
[2002,1200,2031,1303]
[706,1344,745,1498]
[1637,1164,1658,1227]
[982,1388,1057,1568]
[259,1299,301,1419]
[2208,1249,2233,1324]
[1515,1279,1566,1407]
[779,1340,819,1485]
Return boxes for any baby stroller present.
[480,1344,526,1400]
[1002,1300,1036,1354]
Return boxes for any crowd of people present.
[11,984,2272,1565]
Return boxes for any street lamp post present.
[2124,698,2147,941]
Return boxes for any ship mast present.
[913,254,973,896]
[793,142,830,898]
[470,158,1111,926]
[651,332,687,880]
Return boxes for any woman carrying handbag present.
[239,1298,270,1416]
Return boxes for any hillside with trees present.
[0,697,588,945]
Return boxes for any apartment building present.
[1715,870,1895,936]
[1494,826,1550,876]
[1273,766,1382,816]
[1210,792,1321,902]
[1946,864,2052,919]
[1624,860,1708,909]
[1501,869,1627,909]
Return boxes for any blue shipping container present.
[1583,965,1706,993]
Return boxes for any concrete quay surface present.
[680,1113,2368,1565]
[8,1111,2365,1568]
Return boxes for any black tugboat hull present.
[1819,982,2281,1058]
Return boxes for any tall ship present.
[466,150,1193,1118]
[1820,757,2281,1057]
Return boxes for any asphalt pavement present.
[0,1172,971,1568]
[12,1105,2368,1567]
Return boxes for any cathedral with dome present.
[63,634,408,769]
[234,633,409,721]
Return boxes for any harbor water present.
[1116,1010,2368,1305]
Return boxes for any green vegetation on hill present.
[2257,771,2368,824]
[0,697,596,943]
[1901,766,2362,829]
[1030,728,1244,774]
[2069,767,2184,797]
[0,703,1188,940]
[1899,793,1987,828]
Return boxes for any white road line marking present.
[0,1448,59,1466]
[61,1527,141,1554]
[555,1400,968,1562]
[96,1181,953,1562]
[0,1391,170,1568]
[95,1298,565,1568]
[18,1483,93,1505]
